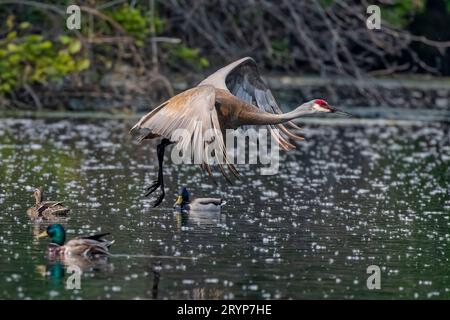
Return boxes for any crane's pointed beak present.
[332,108,353,117]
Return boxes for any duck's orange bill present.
[36,231,48,239]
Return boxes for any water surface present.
[0,117,449,299]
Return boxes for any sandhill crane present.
[130,57,351,207]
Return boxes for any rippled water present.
[0,117,449,299]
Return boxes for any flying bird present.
[131,57,351,207]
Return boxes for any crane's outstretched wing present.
[199,57,303,151]
[226,58,305,150]
[130,85,238,182]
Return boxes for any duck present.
[173,187,226,212]
[37,224,114,258]
[27,188,69,220]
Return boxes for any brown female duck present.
[27,188,69,220]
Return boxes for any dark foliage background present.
[1,0,449,110]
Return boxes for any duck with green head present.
[37,224,113,258]
[173,187,226,212]
[27,188,69,220]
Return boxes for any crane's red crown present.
[314,99,329,107]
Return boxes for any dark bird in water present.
[131,57,352,206]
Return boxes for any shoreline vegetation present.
[1,1,450,111]
[1,74,449,112]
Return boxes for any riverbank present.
[1,106,449,123]
[1,74,450,112]
[262,75,450,111]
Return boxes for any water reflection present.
[150,262,161,299]
[36,258,113,294]
[175,211,226,230]
[36,262,65,286]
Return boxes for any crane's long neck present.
[237,103,313,126]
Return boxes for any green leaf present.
[76,58,90,71]
[199,57,209,68]
[19,22,31,29]
[6,31,17,41]
[41,41,52,49]
[26,35,43,42]
[1,83,12,92]
[68,40,81,54]
[7,43,18,52]
[8,54,21,64]
[59,35,71,45]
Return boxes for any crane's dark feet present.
[145,180,161,196]
[145,179,165,207]
[145,138,171,207]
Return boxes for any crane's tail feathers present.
[217,163,233,185]
[202,164,218,186]
[270,126,295,151]
[277,124,305,141]
[287,121,302,130]
[227,162,241,180]
[201,162,237,185]
[273,105,302,130]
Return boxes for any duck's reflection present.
[58,255,113,273]
[189,287,225,300]
[35,255,113,288]
[35,262,65,287]
[175,211,226,229]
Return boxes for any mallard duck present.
[37,224,114,258]
[27,188,69,220]
[173,187,226,212]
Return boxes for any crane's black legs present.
[145,138,172,207]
